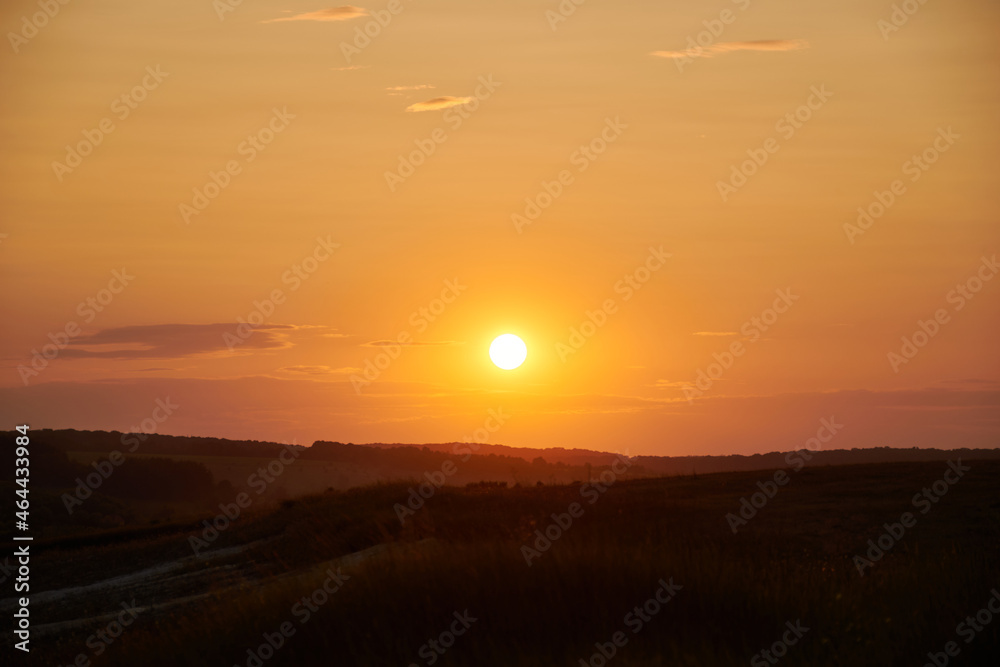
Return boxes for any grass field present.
[6,459,999,666]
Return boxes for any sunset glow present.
[0,0,997,456]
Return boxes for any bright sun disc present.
[489,334,527,370]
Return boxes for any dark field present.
[5,459,1000,666]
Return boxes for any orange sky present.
[1,0,998,455]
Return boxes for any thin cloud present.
[653,380,694,389]
[405,96,474,113]
[331,65,370,71]
[280,365,361,375]
[262,6,368,23]
[387,85,435,97]
[651,39,808,60]
[59,324,299,360]
[363,340,464,347]
[937,378,1000,387]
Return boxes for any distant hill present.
[633,446,1000,476]
[13,430,1000,476]
[361,441,621,466]
[361,441,1000,471]
[299,441,623,488]
[16,428,304,458]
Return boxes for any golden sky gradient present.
[1,0,998,454]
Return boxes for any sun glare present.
[489,334,527,370]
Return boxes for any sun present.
[489,334,527,370]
